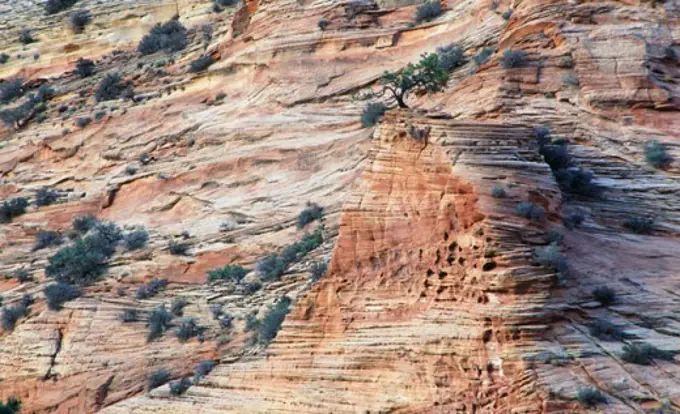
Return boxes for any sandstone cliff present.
[1,0,679,412]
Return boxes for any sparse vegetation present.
[147,306,173,341]
[297,202,324,229]
[588,319,630,341]
[576,387,607,408]
[414,1,442,24]
[175,317,201,342]
[120,308,138,322]
[1,302,29,331]
[553,167,600,196]
[122,229,149,250]
[562,72,579,86]
[72,214,98,233]
[514,201,545,221]
[491,187,506,198]
[256,227,323,281]
[0,78,24,104]
[533,244,568,274]
[380,53,449,108]
[644,140,673,169]
[193,360,216,383]
[501,9,513,20]
[621,343,675,365]
[170,297,188,317]
[45,0,79,14]
[563,210,585,229]
[34,231,64,251]
[310,260,328,282]
[473,48,494,66]
[44,282,80,310]
[138,18,189,55]
[46,236,110,285]
[96,73,130,102]
[0,197,29,223]
[35,188,59,206]
[258,296,292,344]
[70,10,92,33]
[0,54,9,64]
[210,304,223,320]
[500,49,528,68]
[75,58,95,78]
[208,264,248,283]
[19,29,36,45]
[0,397,21,414]
[169,377,192,395]
[436,43,465,72]
[136,278,168,300]
[318,18,330,31]
[593,286,616,306]
[76,116,92,128]
[12,268,31,283]
[168,240,190,256]
[147,369,170,390]
[360,102,387,127]
[558,56,574,68]
[188,55,215,73]
[623,216,654,234]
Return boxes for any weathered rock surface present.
[1,0,679,412]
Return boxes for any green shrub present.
[208,264,248,283]
[19,29,36,45]
[563,210,585,229]
[96,73,126,101]
[193,360,216,383]
[644,140,673,169]
[45,0,79,14]
[491,187,506,198]
[500,49,528,68]
[1,303,29,331]
[576,387,607,407]
[189,55,215,73]
[588,319,631,341]
[558,56,574,68]
[621,343,675,365]
[44,282,80,310]
[245,313,260,332]
[120,308,138,322]
[138,19,188,55]
[34,231,64,251]
[147,306,173,341]
[514,201,544,221]
[623,216,654,234]
[318,18,330,31]
[473,48,494,66]
[533,244,568,274]
[13,268,31,283]
[170,297,188,317]
[258,296,292,344]
[70,10,91,33]
[0,397,21,414]
[436,43,465,71]
[310,260,328,282]
[214,0,238,7]
[244,281,261,295]
[123,229,149,250]
[501,8,512,20]
[75,58,95,78]
[175,317,201,342]
[553,167,600,196]
[562,73,579,86]
[256,228,323,281]
[76,116,92,128]
[147,369,170,390]
[0,53,9,64]
[35,188,59,206]
[46,238,107,285]
[72,214,99,233]
[169,377,192,395]
[380,53,449,108]
[0,197,29,223]
[592,286,616,306]
[136,278,168,300]
[360,102,387,127]
[297,202,324,229]
[0,78,24,104]
[414,1,442,24]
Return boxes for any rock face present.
[1,0,680,413]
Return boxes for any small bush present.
[147,369,170,390]
[123,229,149,250]
[0,197,29,223]
[188,55,215,73]
[0,53,9,64]
[70,10,91,33]
[138,19,189,55]
[0,78,24,104]
[170,297,188,317]
[623,216,654,234]
[175,317,201,342]
[500,49,528,68]
[644,140,673,169]
[210,304,222,320]
[147,306,173,341]
[558,56,574,68]
[1,303,28,331]
[46,238,106,285]
[96,73,126,101]
[621,343,675,365]
[562,73,579,86]
[169,377,192,395]
[258,296,292,344]
[414,1,442,24]
[19,29,36,45]
[120,308,138,322]
[76,116,92,128]
[473,48,494,66]
[45,0,78,14]
[563,210,585,229]
[310,260,328,282]
[215,93,226,101]
[576,387,607,408]
[501,8,513,20]
[193,360,216,383]
[95,111,106,120]
[244,281,261,295]
[215,0,238,7]
[318,18,330,31]
[533,244,568,274]
[436,43,465,72]
[168,240,190,256]
[13,268,31,283]
[593,286,616,306]
[491,187,506,198]
[297,202,324,229]
[588,319,631,341]
[136,278,168,300]
[514,201,545,221]
[35,188,59,206]
[257,228,323,281]
[0,397,21,413]
[245,313,260,332]
[360,102,387,128]
[545,229,563,244]
[554,167,600,196]
[34,231,64,251]
[72,214,99,233]
[75,58,95,78]
[44,282,80,310]
[208,264,248,283]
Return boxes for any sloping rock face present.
[1,0,680,413]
